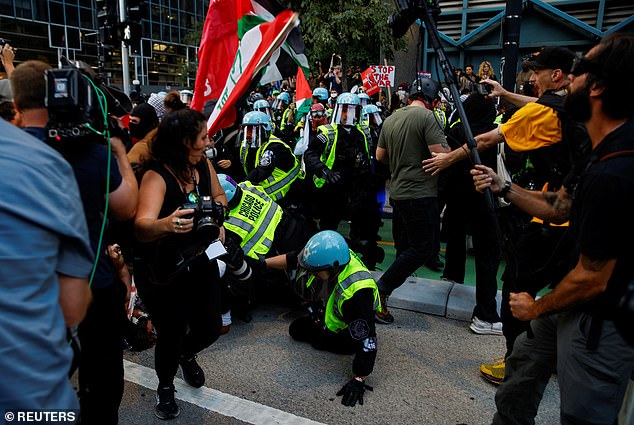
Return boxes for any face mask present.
[330,93,337,98]
[398,90,406,96]
[129,121,151,140]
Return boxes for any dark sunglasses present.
[311,111,326,118]
[570,55,602,77]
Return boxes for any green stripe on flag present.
[238,15,266,39]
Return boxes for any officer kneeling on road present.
[217,174,316,316]
[289,230,380,407]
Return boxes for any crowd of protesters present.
[1,32,633,425]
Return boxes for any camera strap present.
[163,164,201,202]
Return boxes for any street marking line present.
[124,359,326,425]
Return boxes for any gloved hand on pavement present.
[336,377,373,407]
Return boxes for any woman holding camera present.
[134,109,227,420]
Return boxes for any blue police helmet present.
[357,92,371,105]
[247,91,264,107]
[298,230,351,272]
[277,91,292,104]
[363,104,380,115]
[217,174,238,203]
[336,92,360,106]
[253,99,270,110]
[312,87,329,101]
[241,110,271,131]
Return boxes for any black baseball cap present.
[525,46,576,74]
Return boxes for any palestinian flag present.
[237,0,309,85]
[191,0,308,111]
[207,10,299,135]
[294,66,312,118]
[191,0,239,111]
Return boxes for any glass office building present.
[0,0,207,89]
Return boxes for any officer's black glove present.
[336,377,373,407]
[321,168,342,185]
[221,238,245,270]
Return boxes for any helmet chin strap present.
[315,267,342,300]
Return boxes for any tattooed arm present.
[509,255,615,321]
[470,164,572,223]
[539,189,574,224]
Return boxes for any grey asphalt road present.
[118,304,561,425]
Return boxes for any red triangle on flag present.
[295,67,312,112]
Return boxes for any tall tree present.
[287,0,402,68]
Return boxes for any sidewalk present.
[371,271,502,322]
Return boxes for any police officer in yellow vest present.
[253,98,276,134]
[280,97,298,148]
[290,230,379,407]
[217,174,317,323]
[219,174,315,264]
[271,91,292,137]
[238,111,303,209]
[303,93,383,270]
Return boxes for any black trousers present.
[378,197,439,295]
[135,257,222,386]
[443,191,501,323]
[501,223,570,357]
[289,316,357,354]
[78,281,126,425]
[316,188,382,269]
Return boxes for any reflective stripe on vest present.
[239,144,250,176]
[434,107,447,130]
[323,252,381,333]
[256,138,301,201]
[224,182,283,260]
[312,124,370,188]
[280,108,292,131]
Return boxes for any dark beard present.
[565,82,592,123]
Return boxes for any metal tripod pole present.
[418,3,496,211]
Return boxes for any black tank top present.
[136,159,214,263]
[149,159,214,219]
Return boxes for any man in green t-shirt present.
[375,78,449,324]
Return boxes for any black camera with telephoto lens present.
[182,196,226,240]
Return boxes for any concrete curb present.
[370,272,502,322]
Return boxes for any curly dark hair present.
[150,108,207,182]
[0,102,16,122]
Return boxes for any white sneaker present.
[470,316,503,336]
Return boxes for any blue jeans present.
[377,197,439,295]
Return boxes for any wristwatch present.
[496,180,512,198]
